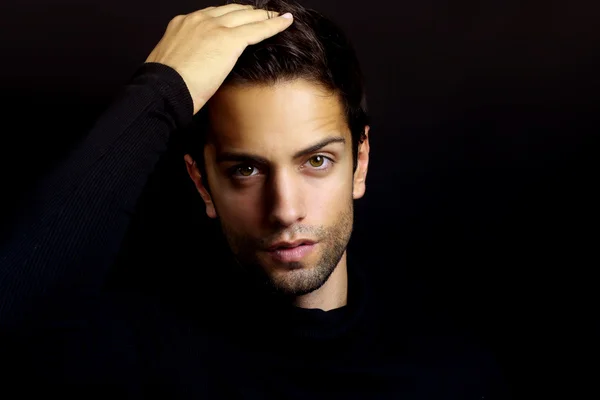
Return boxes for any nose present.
[266,169,306,227]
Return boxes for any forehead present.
[206,79,350,149]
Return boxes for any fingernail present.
[281,12,293,19]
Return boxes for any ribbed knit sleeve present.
[0,62,193,327]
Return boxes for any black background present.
[1,0,598,395]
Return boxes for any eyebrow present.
[215,136,346,165]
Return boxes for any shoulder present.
[365,287,511,399]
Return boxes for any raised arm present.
[0,3,294,327]
[0,62,192,326]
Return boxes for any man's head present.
[183,0,370,298]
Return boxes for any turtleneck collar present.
[225,254,370,342]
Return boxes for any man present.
[0,0,508,398]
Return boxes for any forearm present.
[0,62,193,326]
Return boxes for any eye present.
[233,165,258,177]
[307,155,332,170]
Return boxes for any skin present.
[184,78,370,311]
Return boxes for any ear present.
[352,126,370,200]
[184,154,217,219]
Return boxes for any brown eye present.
[237,166,255,176]
[309,155,325,167]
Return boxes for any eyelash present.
[229,155,335,178]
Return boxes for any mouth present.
[266,240,316,251]
[265,241,317,263]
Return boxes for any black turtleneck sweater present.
[0,63,509,399]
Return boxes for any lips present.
[266,242,317,263]
[266,239,316,251]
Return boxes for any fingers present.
[202,3,254,18]
[217,8,280,28]
[234,12,294,45]
[198,6,216,12]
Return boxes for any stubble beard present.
[219,199,354,297]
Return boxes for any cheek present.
[309,176,352,219]
[216,187,264,227]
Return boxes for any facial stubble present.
[219,196,354,296]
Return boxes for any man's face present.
[185,79,369,296]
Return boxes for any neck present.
[292,251,348,311]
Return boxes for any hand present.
[145,3,294,115]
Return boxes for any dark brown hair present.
[184,0,369,185]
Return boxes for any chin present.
[264,264,333,296]
[238,243,343,296]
